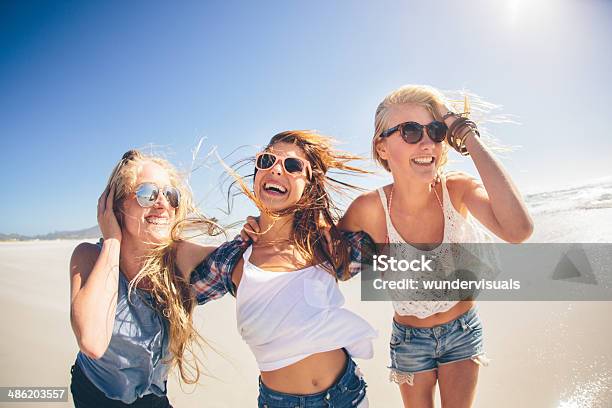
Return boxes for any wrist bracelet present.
[446,117,480,156]
[442,111,457,121]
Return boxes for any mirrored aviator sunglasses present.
[381,121,448,144]
[134,183,181,208]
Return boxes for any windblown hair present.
[373,84,508,176]
[228,130,370,280]
[106,149,218,385]
[373,84,453,174]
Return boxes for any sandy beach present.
[1,205,612,408]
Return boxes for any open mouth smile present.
[263,181,288,196]
[410,155,435,166]
[144,216,170,225]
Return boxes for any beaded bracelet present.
[445,116,479,156]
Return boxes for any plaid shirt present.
[190,230,376,305]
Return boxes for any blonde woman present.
[69,150,221,407]
[339,85,533,407]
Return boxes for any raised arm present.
[69,186,121,359]
[447,142,533,243]
[439,106,534,243]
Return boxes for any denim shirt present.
[76,268,170,404]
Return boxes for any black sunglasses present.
[134,183,181,209]
[380,121,448,144]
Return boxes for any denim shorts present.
[388,307,488,385]
[258,352,368,408]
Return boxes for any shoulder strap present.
[439,173,452,214]
[377,187,393,226]
[376,187,392,244]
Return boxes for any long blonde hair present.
[106,149,217,384]
[228,130,370,279]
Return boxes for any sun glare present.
[504,0,566,28]
[507,0,521,24]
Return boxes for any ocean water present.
[526,177,612,243]
[527,177,612,215]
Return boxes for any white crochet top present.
[377,173,491,318]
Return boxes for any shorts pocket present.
[390,332,403,347]
[346,367,366,393]
[461,310,483,333]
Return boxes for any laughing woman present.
[188,130,377,407]
[69,150,219,407]
[339,85,533,408]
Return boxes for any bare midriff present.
[394,300,475,328]
[260,348,347,395]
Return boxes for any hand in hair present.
[97,183,122,242]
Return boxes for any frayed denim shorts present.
[258,352,368,408]
[388,307,489,385]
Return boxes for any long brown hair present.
[107,149,219,384]
[229,130,370,279]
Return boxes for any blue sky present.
[1,0,611,235]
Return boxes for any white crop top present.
[236,245,377,371]
[377,173,492,319]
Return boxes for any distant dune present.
[0,225,100,241]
